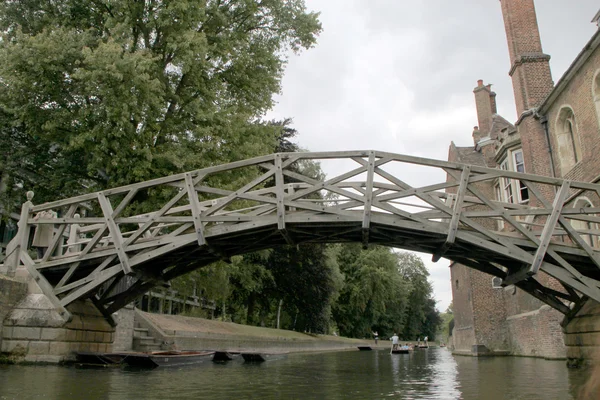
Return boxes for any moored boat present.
[241,352,288,363]
[123,351,215,368]
[75,352,128,367]
[213,351,241,362]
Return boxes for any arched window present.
[491,277,503,289]
[571,197,598,248]
[555,107,580,174]
[594,69,600,127]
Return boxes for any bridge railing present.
[2,150,600,319]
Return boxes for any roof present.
[488,114,516,141]
[539,29,600,113]
[453,145,486,167]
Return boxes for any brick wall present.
[506,304,566,359]
[449,262,475,352]
[545,46,600,183]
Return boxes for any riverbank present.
[134,309,370,354]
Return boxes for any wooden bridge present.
[2,150,600,322]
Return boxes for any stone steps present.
[132,324,162,352]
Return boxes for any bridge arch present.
[2,150,600,321]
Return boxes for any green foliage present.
[436,311,454,343]
[331,244,407,338]
[0,0,322,209]
[330,247,441,341]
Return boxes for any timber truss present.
[3,150,600,321]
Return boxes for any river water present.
[0,348,596,399]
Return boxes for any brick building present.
[448,0,600,359]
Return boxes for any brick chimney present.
[500,0,553,116]
[473,80,497,136]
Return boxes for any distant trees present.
[332,246,440,340]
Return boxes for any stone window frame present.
[571,197,598,248]
[554,106,581,175]
[497,148,529,205]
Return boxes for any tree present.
[331,244,409,338]
[396,252,441,340]
[0,0,322,210]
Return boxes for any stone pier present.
[564,299,600,367]
[0,270,117,364]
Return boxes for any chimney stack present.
[500,0,553,116]
[473,80,497,137]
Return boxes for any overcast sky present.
[267,1,600,312]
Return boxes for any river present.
[0,348,595,399]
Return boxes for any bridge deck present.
[2,150,600,321]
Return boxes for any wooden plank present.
[202,167,277,218]
[54,256,118,295]
[540,262,600,304]
[376,166,535,263]
[361,152,376,248]
[123,176,201,247]
[528,181,571,276]
[275,154,293,245]
[97,192,132,274]
[433,165,470,262]
[515,279,571,315]
[185,172,207,246]
[112,188,139,217]
[55,262,80,289]
[42,204,77,262]
[104,280,156,314]
[525,180,600,271]
[90,296,116,327]
[59,265,122,307]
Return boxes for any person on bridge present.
[390,333,399,351]
[424,336,428,346]
[32,209,57,259]
[373,331,378,345]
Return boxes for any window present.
[555,107,580,174]
[571,198,598,248]
[491,277,503,289]
[500,159,514,203]
[494,183,505,230]
[497,149,529,204]
[512,150,529,202]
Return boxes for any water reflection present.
[0,348,595,399]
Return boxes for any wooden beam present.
[41,204,77,262]
[433,165,470,262]
[529,180,571,275]
[97,192,132,275]
[515,278,571,315]
[275,154,294,245]
[362,152,376,248]
[59,265,122,307]
[185,172,208,246]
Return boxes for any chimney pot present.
[477,79,484,87]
